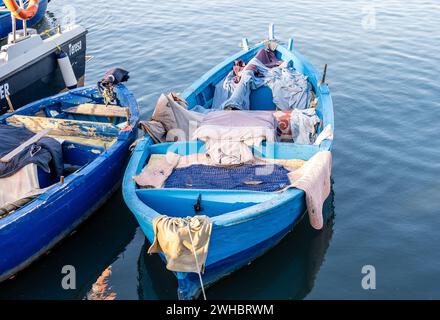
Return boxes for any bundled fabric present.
[214,62,266,110]
[220,70,262,110]
[314,124,334,146]
[139,93,204,143]
[248,48,283,70]
[290,108,321,144]
[0,124,63,178]
[148,215,212,273]
[212,49,279,110]
[232,59,247,83]
[272,110,293,141]
[198,110,276,128]
[212,70,239,110]
[231,49,281,83]
[165,164,291,192]
[287,151,332,230]
[192,111,276,165]
[265,63,313,110]
[133,152,180,188]
[212,48,312,111]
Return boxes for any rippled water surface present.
[1,0,440,299]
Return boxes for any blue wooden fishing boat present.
[123,26,334,299]
[0,82,139,282]
[0,0,48,39]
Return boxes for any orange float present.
[3,0,39,20]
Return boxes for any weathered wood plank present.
[0,128,51,163]
[49,135,116,148]
[6,115,120,138]
[64,104,128,118]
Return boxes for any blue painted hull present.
[123,39,334,299]
[0,0,48,39]
[0,84,140,281]
[125,139,310,300]
[177,216,304,299]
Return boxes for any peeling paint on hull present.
[0,84,140,281]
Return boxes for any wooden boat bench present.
[64,104,129,119]
[6,115,121,139]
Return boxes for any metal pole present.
[11,14,17,43]
[19,0,27,37]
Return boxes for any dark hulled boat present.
[0,24,87,115]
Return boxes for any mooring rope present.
[187,222,207,300]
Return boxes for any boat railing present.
[5,0,30,44]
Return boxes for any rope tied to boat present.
[148,215,212,299]
[186,221,207,300]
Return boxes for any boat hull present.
[133,189,306,300]
[124,138,310,299]
[0,85,139,282]
[0,0,48,39]
[123,37,334,299]
[177,215,305,300]
[0,28,87,115]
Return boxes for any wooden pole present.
[319,64,328,86]
[126,108,131,126]
[287,38,294,51]
[5,95,14,113]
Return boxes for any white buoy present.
[56,50,77,90]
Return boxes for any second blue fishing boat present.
[0,78,139,282]
[123,26,334,299]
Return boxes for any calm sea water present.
[1,0,440,299]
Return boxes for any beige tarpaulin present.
[133,152,180,189]
[139,93,204,143]
[148,215,212,273]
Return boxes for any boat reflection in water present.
[137,187,336,300]
[86,266,117,300]
[0,192,138,300]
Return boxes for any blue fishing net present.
[164,164,290,192]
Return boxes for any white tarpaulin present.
[0,164,40,208]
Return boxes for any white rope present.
[186,221,207,300]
